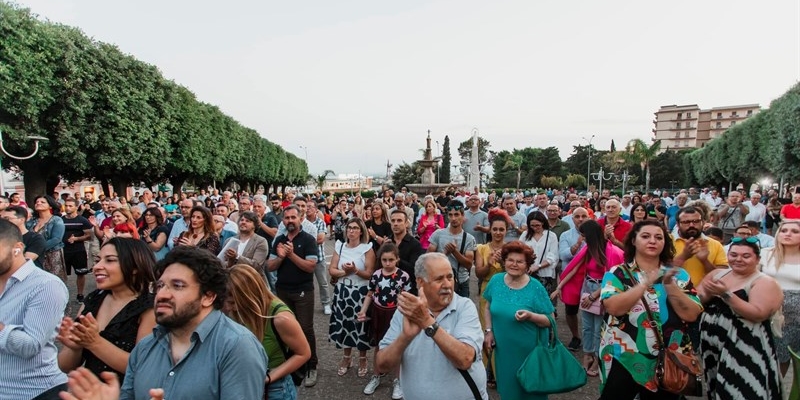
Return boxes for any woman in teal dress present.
[483,240,554,400]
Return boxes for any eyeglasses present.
[678,219,702,225]
[530,223,543,228]
[346,226,361,230]
[149,280,196,294]
[730,236,760,246]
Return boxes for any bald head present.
[572,207,589,228]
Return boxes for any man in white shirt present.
[744,192,767,224]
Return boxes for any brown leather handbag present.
[621,264,703,396]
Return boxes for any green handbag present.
[516,314,587,394]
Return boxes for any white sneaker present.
[323,305,332,315]
[363,374,381,395]
[391,378,403,399]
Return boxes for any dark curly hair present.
[523,211,550,241]
[501,240,535,266]
[156,246,229,309]
[623,220,675,265]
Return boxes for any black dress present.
[80,290,155,378]
[365,220,392,252]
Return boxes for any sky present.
[15,0,800,178]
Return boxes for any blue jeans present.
[266,375,297,400]
[581,279,603,353]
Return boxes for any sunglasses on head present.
[730,236,760,246]
[446,205,464,211]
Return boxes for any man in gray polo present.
[377,253,488,400]
[463,194,489,245]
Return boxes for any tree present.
[440,135,451,183]
[564,145,606,189]
[316,170,335,190]
[625,139,661,194]
[564,174,587,189]
[540,176,563,189]
[458,136,493,177]
[391,162,423,190]
[504,153,524,190]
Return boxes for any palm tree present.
[504,154,524,190]
[316,170,335,190]
[625,139,661,193]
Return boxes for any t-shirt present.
[428,228,476,284]
[781,204,800,220]
[368,269,412,308]
[256,212,279,249]
[62,215,93,253]
[505,211,527,242]
[23,231,46,268]
[672,235,728,286]
[463,209,489,245]
[269,230,319,293]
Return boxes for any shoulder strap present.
[269,303,292,361]
[619,263,665,351]
[460,230,468,254]
[743,272,766,295]
[457,369,482,400]
[538,231,550,264]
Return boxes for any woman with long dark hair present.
[628,203,648,224]
[523,211,559,301]
[598,220,702,399]
[139,207,169,261]
[177,206,221,255]
[552,220,624,377]
[57,238,156,378]
[27,195,67,282]
[365,201,391,251]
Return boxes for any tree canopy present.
[0,2,307,202]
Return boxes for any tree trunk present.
[21,162,48,205]
[516,170,521,190]
[171,176,186,195]
[100,177,112,198]
[645,167,651,194]
[45,175,61,196]
[111,176,129,199]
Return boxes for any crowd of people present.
[0,184,798,400]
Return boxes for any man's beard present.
[156,297,202,329]
[286,223,297,232]
[681,227,702,239]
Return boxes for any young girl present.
[357,242,411,397]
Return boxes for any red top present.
[559,242,625,305]
[598,217,632,244]
[781,204,800,220]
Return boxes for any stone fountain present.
[406,131,451,195]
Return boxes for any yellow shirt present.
[672,234,728,286]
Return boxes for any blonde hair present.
[767,221,800,271]
[226,264,275,340]
[423,199,438,215]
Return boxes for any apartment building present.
[652,103,760,150]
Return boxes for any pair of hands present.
[59,367,164,400]
[701,276,730,298]
[225,248,238,260]
[604,225,615,239]
[397,290,436,339]
[341,261,357,275]
[680,237,710,261]
[58,313,101,351]
[443,241,460,255]
[275,242,294,258]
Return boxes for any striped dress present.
[700,273,782,400]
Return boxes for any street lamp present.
[590,167,615,194]
[582,135,595,190]
[0,130,48,196]
[615,170,633,195]
[435,140,440,184]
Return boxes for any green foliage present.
[391,162,423,190]
[441,135,451,183]
[457,136,492,177]
[540,176,563,189]
[0,2,307,199]
[564,145,605,183]
[625,139,661,193]
[564,174,586,189]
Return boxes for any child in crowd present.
[358,242,411,397]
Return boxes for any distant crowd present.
[0,184,798,400]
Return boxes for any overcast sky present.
[17,0,800,177]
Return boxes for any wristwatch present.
[424,321,440,338]
[484,328,492,334]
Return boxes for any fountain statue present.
[406,131,451,195]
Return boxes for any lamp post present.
[590,167,615,194]
[0,130,48,197]
[615,170,633,195]
[582,135,595,190]
[435,140,440,184]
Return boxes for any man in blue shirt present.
[62,246,268,400]
[0,219,69,399]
